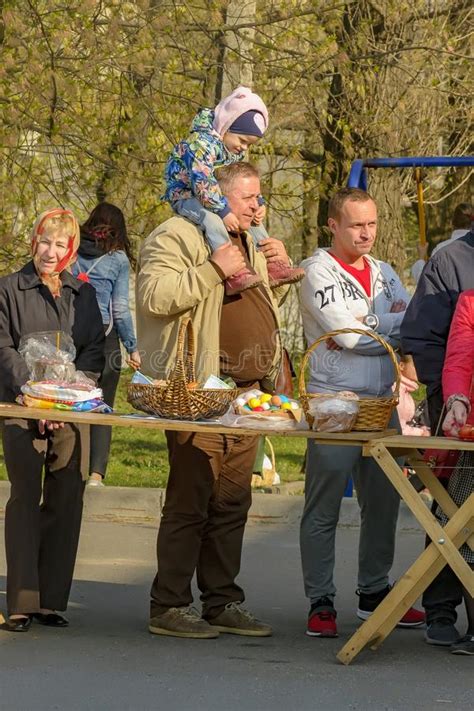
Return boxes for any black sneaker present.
[425,619,461,646]
[357,586,425,627]
[450,634,474,655]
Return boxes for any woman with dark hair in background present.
[73,202,140,487]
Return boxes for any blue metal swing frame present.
[347,156,474,190]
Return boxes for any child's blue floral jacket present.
[163,108,242,218]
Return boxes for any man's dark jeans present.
[423,565,463,624]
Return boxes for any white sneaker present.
[87,477,105,488]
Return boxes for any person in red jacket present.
[425,289,474,655]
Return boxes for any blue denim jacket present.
[72,250,137,353]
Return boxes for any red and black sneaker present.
[357,586,425,628]
[397,606,426,628]
[306,597,338,637]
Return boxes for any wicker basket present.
[298,327,400,432]
[127,318,239,420]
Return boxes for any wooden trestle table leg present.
[336,441,474,665]
[408,453,474,553]
[369,444,474,594]
[336,500,473,664]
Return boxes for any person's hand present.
[127,350,141,370]
[257,238,290,264]
[417,243,428,260]
[390,300,407,313]
[38,419,65,435]
[326,337,342,351]
[252,204,266,226]
[442,401,468,437]
[223,212,241,233]
[211,243,246,278]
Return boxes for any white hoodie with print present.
[299,249,410,396]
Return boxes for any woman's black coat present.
[0,261,105,402]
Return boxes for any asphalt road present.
[0,517,471,711]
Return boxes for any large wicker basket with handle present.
[127,318,239,421]
[298,327,400,432]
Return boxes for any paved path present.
[0,517,470,711]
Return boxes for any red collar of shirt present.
[328,252,372,297]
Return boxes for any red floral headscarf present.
[31,208,80,297]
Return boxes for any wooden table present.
[337,434,474,665]
[0,402,392,445]
[2,403,473,664]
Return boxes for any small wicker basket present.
[298,327,400,432]
[127,318,239,421]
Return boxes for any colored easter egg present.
[261,402,271,410]
[271,396,282,407]
[252,406,264,412]
[279,395,289,403]
[281,402,292,410]
[260,393,272,403]
[249,398,261,409]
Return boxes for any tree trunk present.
[369,170,405,273]
[301,135,320,260]
[316,1,355,246]
[220,0,257,95]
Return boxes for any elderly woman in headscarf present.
[0,208,104,632]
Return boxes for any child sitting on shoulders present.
[163,85,304,296]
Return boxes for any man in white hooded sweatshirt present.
[299,187,425,638]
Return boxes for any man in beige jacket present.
[137,162,291,638]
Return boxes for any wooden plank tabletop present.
[0,402,395,445]
[367,433,474,452]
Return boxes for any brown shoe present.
[267,261,305,288]
[149,606,219,639]
[225,268,263,296]
[205,602,272,637]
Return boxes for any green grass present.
[0,371,306,487]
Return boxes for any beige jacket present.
[136,215,288,388]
